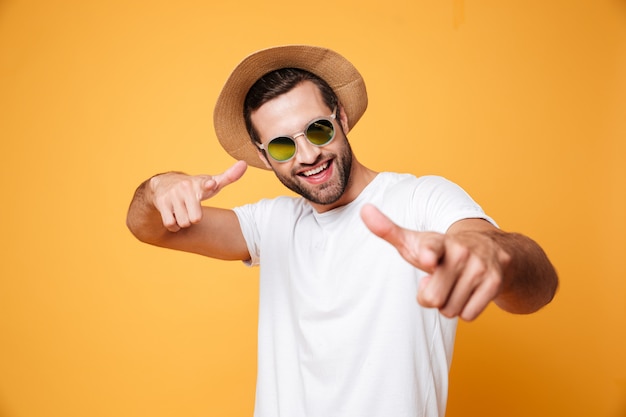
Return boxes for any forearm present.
[491,230,559,314]
[126,168,250,260]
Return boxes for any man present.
[127,45,558,417]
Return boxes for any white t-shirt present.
[234,173,495,417]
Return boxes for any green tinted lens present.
[306,119,335,145]
[267,137,296,161]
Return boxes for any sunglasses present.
[255,110,337,162]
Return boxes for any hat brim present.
[213,45,368,170]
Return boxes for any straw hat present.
[213,45,368,169]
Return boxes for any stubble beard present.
[273,141,354,206]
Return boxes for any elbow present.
[125,214,158,245]
[543,265,560,308]
[126,217,146,243]
[496,267,559,315]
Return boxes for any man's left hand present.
[360,204,511,321]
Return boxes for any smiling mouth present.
[300,160,330,177]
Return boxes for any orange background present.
[1,1,625,416]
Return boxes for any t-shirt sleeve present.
[412,175,497,233]
[233,202,263,267]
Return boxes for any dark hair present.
[243,68,339,144]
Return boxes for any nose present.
[294,135,321,164]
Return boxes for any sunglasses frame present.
[255,109,337,162]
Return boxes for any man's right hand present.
[150,160,247,232]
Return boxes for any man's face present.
[250,81,353,211]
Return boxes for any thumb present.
[360,204,440,272]
[212,160,247,191]
[360,203,403,246]
[198,160,248,200]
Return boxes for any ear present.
[338,104,350,134]
[257,149,273,169]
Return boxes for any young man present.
[127,45,558,417]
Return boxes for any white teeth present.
[302,162,329,177]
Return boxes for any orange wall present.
[1,1,624,416]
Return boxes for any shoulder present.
[376,172,459,198]
[377,171,452,185]
[233,195,309,222]
[373,172,489,232]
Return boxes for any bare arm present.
[446,218,558,314]
[126,161,250,261]
[360,204,558,321]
